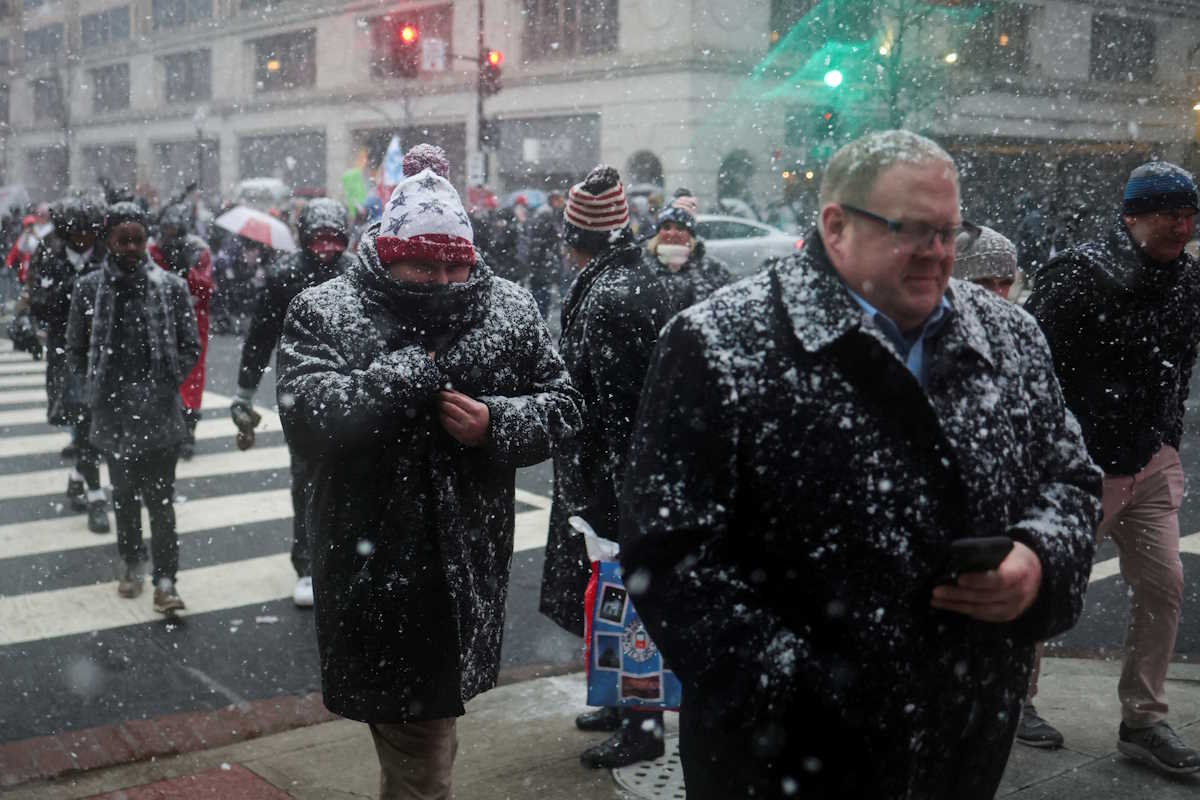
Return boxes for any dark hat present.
[1122,161,1199,216]
[564,165,631,252]
[104,201,149,235]
[656,205,696,235]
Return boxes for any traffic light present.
[480,48,502,96]
[391,22,420,78]
[819,108,839,138]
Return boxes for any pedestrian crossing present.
[0,347,553,648]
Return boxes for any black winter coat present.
[237,249,354,392]
[276,228,582,724]
[647,241,735,313]
[1025,218,1200,475]
[621,235,1101,799]
[526,205,564,282]
[29,236,105,425]
[67,259,200,456]
[539,240,674,634]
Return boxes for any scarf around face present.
[355,222,493,350]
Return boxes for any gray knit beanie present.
[954,225,1017,283]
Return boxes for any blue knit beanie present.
[1122,161,1199,215]
[656,205,696,235]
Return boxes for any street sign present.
[468,151,486,186]
[422,37,447,72]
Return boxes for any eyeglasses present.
[841,203,972,249]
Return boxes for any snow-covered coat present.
[276,225,583,723]
[1024,217,1200,476]
[28,235,105,425]
[150,234,212,411]
[540,239,674,634]
[620,233,1101,799]
[66,259,200,456]
[646,240,735,313]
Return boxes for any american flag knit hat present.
[563,165,631,251]
[375,144,475,265]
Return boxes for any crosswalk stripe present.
[0,361,47,375]
[0,414,278,458]
[0,504,554,647]
[0,350,39,363]
[0,445,292,502]
[0,406,48,426]
[0,552,299,646]
[0,374,45,389]
[0,488,294,561]
[0,389,46,405]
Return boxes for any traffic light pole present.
[476,0,486,154]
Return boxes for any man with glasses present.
[620,130,1101,798]
[1025,162,1200,775]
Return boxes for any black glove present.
[230,398,262,451]
[7,316,42,361]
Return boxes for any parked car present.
[694,214,803,277]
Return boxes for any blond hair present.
[818,130,958,209]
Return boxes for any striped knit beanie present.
[1123,161,1199,216]
[953,225,1017,283]
[375,144,475,265]
[564,165,631,252]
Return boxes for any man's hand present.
[438,390,489,447]
[930,541,1043,622]
[230,400,262,451]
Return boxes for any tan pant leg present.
[1099,446,1185,728]
[1025,642,1045,703]
[370,718,458,800]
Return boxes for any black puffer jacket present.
[276,224,582,723]
[539,238,673,634]
[621,234,1101,799]
[1025,217,1200,475]
[29,235,105,425]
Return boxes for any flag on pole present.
[379,135,404,199]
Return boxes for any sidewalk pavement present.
[3,657,1199,799]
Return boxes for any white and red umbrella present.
[214,205,297,252]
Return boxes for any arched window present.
[718,150,755,201]
[626,150,664,188]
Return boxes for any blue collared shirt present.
[845,288,952,388]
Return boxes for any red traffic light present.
[823,111,833,121]
[400,24,418,44]
[487,49,503,66]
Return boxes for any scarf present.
[355,222,492,351]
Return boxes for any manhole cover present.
[612,734,686,799]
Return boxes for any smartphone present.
[934,536,1013,585]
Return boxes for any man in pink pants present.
[1026,161,1200,775]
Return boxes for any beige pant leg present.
[1098,446,1185,728]
[370,718,458,800]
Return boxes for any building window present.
[152,0,212,31]
[26,146,69,202]
[769,0,821,47]
[155,139,219,198]
[253,30,316,92]
[82,144,138,191]
[92,63,131,113]
[32,77,63,122]
[0,38,9,66]
[24,24,63,59]
[961,2,1030,75]
[23,0,46,11]
[521,0,617,61]
[239,130,326,190]
[82,6,131,50]
[1090,14,1155,82]
[163,50,211,103]
[367,5,451,79]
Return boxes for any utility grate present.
[612,734,687,799]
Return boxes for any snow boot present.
[579,714,664,769]
[576,707,621,732]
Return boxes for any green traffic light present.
[823,69,843,88]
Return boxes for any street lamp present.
[823,69,844,88]
[193,104,209,193]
